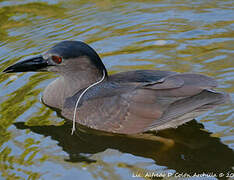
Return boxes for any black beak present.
[3,56,49,73]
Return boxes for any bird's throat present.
[43,70,104,110]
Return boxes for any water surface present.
[0,0,233,179]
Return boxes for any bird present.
[3,40,229,134]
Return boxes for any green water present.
[0,0,233,179]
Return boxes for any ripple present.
[0,0,233,179]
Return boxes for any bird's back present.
[62,70,229,134]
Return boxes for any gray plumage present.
[3,41,229,134]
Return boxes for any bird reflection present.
[14,120,234,177]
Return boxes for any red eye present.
[51,56,62,64]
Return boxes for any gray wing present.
[62,72,228,134]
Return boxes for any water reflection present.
[0,2,64,42]
[14,120,234,177]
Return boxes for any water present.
[0,0,233,179]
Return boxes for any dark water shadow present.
[14,120,234,179]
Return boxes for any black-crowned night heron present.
[3,41,229,134]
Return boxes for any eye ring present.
[51,55,62,64]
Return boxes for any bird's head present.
[3,41,107,76]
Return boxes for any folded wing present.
[62,72,228,134]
